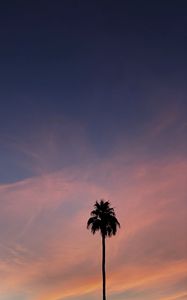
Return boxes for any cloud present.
[0,108,187,299]
[0,151,186,299]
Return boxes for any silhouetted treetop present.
[87,199,120,237]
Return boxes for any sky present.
[0,1,187,300]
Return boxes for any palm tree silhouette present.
[87,199,120,300]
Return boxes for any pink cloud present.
[0,108,187,300]
[0,152,186,299]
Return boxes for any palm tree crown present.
[87,199,120,237]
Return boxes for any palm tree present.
[87,199,120,300]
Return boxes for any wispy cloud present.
[0,155,186,299]
[0,108,186,299]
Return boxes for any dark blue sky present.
[0,1,187,182]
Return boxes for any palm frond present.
[87,199,120,238]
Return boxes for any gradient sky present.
[0,1,187,300]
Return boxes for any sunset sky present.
[0,1,187,300]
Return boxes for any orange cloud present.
[0,108,187,300]
[0,153,186,300]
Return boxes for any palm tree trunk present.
[102,234,106,300]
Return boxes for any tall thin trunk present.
[102,234,106,300]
